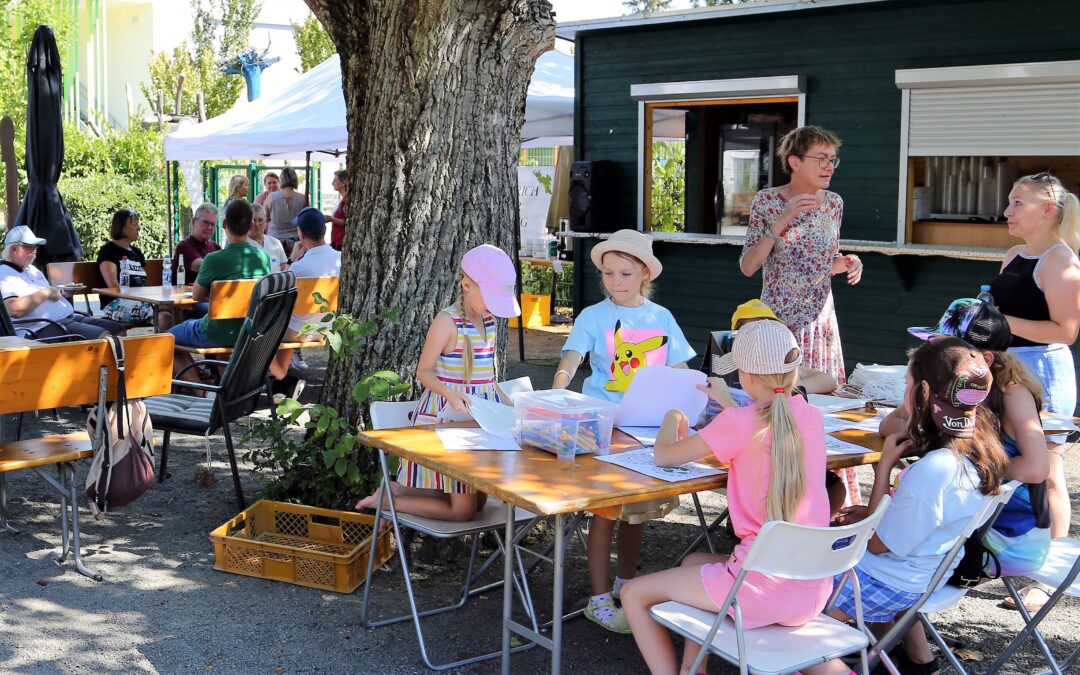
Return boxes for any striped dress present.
[397,306,505,494]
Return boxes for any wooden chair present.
[175,276,339,355]
[143,272,298,508]
[46,260,101,314]
[0,334,174,579]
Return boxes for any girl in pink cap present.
[621,320,832,674]
[356,244,520,521]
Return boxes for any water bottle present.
[271,255,280,273]
[977,284,994,305]
[162,262,172,287]
[119,257,130,289]
[176,255,187,287]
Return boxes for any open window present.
[632,76,805,234]
[896,60,1080,248]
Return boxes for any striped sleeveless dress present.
[397,306,505,493]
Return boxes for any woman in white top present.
[250,204,288,271]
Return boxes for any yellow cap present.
[731,299,778,331]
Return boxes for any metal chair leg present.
[221,423,246,510]
[0,473,20,535]
[919,613,968,675]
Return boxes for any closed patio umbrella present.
[14,25,81,265]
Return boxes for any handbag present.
[85,335,157,515]
[947,521,1002,589]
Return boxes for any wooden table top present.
[93,285,199,306]
[0,433,93,472]
[0,336,39,348]
[357,411,884,516]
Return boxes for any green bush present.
[60,174,168,260]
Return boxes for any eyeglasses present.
[800,154,840,169]
[195,217,216,228]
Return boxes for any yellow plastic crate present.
[210,500,394,593]
[508,293,551,328]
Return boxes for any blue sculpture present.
[222,47,280,101]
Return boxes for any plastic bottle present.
[119,256,130,289]
[162,262,172,287]
[176,255,187,287]
[271,255,280,272]
[977,284,994,305]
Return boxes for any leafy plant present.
[292,15,335,72]
[242,306,410,508]
[651,140,685,232]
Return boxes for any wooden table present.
[357,414,883,674]
[0,336,38,348]
[93,285,200,307]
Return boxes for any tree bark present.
[305,1,554,429]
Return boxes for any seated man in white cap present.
[0,225,125,340]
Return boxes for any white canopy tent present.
[164,50,579,161]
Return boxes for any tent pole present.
[513,212,525,363]
[165,159,174,258]
[305,150,312,205]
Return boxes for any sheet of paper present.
[807,394,870,415]
[614,366,707,427]
[595,447,725,483]
[466,395,517,438]
[434,427,521,451]
[436,406,473,423]
[822,415,883,434]
[825,436,871,456]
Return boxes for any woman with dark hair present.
[266,166,308,249]
[96,208,153,323]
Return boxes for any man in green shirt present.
[168,199,271,383]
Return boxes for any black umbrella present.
[13,25,81,265]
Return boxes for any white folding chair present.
[867,481,1019,674]
[359,401,540,671]
[986,537,1080,674]
[650,495,892,675]
[497,376,533,401]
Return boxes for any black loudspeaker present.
[568,160,619,232]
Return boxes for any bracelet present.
[763,228,782,242]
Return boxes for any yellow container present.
[508,293,551,328]
[210,500,394,593]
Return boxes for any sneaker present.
[584,598,632,634]
[291,352,309,370]
[271,374,306,401]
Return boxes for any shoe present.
[1000,583,1052,612]
[291,352,309,370]
[271,374,306,401]
[584,598,632,634]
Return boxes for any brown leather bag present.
[85,335,156,515]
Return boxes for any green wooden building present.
[559,0,1080,397]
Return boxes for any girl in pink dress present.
[621,319,831,675]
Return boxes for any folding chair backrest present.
[742,495,892,580]
[963,480,1021,539]
[46,260,102,288]
[294,276,340,314]
[211,272,297,430]
[207,278,260,320]
[143,258,164,285]
[0,299,16,337]
[497,376,533,400]
[370,401,420,430]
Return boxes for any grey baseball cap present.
[4,225,47,246]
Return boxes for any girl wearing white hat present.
[553,228,695,633]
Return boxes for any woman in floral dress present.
[740,125,864,499]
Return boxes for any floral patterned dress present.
[741,188,861,503]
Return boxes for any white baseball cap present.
[4,225,47,246]
[715,319,801,375]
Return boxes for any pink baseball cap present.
[461,244,520,318]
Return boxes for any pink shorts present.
[699,553,832,630]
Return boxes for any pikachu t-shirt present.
[562,298,696,402]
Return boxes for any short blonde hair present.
[777,125,842,174]
[598,250,654,299]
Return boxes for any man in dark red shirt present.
[160,203,221,329]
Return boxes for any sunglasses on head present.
[123,209,139,219]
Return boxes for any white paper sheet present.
[614,366,707,427]
[1041,413,1080,433]
[825,436,871,456]
[595,447,725,483]
[466,395,517,439]
[807,394,871,415]
[822,415,883,434]
[434,427,521,451]
[436,406,473,423]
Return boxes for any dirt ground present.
[1,326,1077,674]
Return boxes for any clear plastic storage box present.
[514,389,618,456]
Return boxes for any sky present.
[549,0,699,23]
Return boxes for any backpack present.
[85,335,156,516]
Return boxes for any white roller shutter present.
[898,60,1080,157]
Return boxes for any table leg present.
[551,512,565,675]
[63,463,102,581]
[501,505,516,674]
[0,473,20,534]
[34,463,101,580]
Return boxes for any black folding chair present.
[143,272,297,508]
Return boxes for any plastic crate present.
[508,293,551,328]
[210,500,394,593]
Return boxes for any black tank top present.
[989,246,1063,348]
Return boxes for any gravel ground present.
[0,327,1077,674]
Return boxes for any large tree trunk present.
[305,1,554,430]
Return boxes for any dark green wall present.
[575,0,1080,240]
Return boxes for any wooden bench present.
[0,334,174,579]
[175,276,339,355]
[48,259,165,315]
